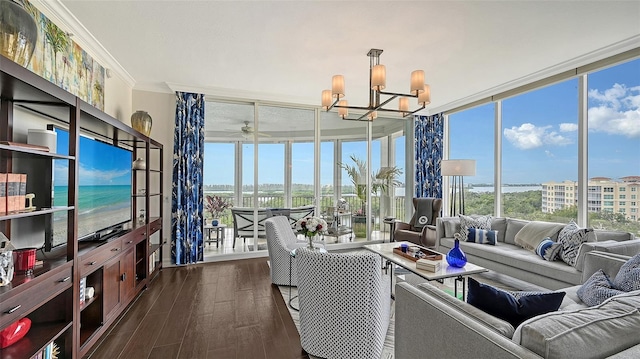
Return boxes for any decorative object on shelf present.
[321,49,431,121]
[13,247,36,274]
[211,218,219,226]
[337,198,349,212]
[441,159,476,216]
[0,232,15,286]
[138,208,146,224]
[204,195,232,223]
[132,157,146,170]
[85,286,95,299]
[446,239,467,268]
[0,0,37,67]
[130,110,153,136]
[25,193,35,211]
[294,216,328,249]
[27,129,57,152]
[0,317,30,348]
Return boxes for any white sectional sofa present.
[395,251,640,359]
[434,216,639,290]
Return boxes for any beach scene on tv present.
[52,129,132,246]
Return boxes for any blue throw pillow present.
[466,228,497,245]
[613,253,640,292]
[578,269,624,306]
[466,278,565,328]
[535,238,554,259]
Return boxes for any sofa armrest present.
[576,239,640,271]
[581,251,630,283]
[395,282,542,359]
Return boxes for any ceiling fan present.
[235,121,271,138]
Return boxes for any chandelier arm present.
[377,91,419,98]
[401,104,427,117]
[326,97,341,111]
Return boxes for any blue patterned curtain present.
[414,114,444,198]
[172,92,205,265]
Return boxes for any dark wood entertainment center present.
[0,57,164,358]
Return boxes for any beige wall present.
[132,90,175,265]
[103,74,133,124]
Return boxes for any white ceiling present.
[51,1,640,116]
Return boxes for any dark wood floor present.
[85,258,309,359]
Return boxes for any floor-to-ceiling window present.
[448,103,495,216]
[587,58,640,233]
[502,79,578,222]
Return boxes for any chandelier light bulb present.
[367,111,378,121]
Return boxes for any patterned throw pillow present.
[467,228,497,245]
[577,269,624,306]
[613,253,640,292]
[456,214,492,241]
[557,221,592,267]
[535,238,554,259]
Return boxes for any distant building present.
[542,176,640,221]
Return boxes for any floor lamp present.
[441,159,476,216]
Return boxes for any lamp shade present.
[367,110,377,121]
[338,100,348,119]
[410,70,425,95]
[321,90,332,110]
[441,159,476,176]
[371,64,386,91]
[399,97,409,113]
[332,75,345,98]
[418,84,431,106]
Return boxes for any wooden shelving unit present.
[0,58,163,358]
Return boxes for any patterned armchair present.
[394,197,442,247]
[295,249,391,359]
[264,216,323,286]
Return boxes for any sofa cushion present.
[457,214,492,241]
[578,269,624,306]
[504,218,529,245]
[514,291,640,359]
[442,217,460,238]
[613,253,640,292]
[467,277,565,328]
[441,238,583,285]
[466,228,497,245]
[557,221,592,267]
[515,221,565,250]
[491,217,507,243]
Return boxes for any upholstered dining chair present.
[394,197,443,247]
[295,248,391,359]
[264,216,324,286]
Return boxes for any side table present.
[289,246,327,311]
[383,217,396,242]
[204,224,226,248]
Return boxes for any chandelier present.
[321,49,431,121]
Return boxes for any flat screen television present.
[50,127,133,247]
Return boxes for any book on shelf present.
[18,174,26,212]
[0,173,6,215]
[416,258,441,272]
[6,173,21,213]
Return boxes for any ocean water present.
[54,185,131,213]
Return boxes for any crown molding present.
[30,0,136,88]
[431,35,640,115]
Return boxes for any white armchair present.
[295,248,391,359]
[265,216,323,286]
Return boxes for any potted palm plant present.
[339,155,402,236]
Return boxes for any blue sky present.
[450,58,639,184]
[205,59,638,187]
[54,129,132,186]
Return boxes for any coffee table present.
[364,241,487,300]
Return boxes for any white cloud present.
[588,83,640,138]
[545,150,555,157]
[504,123,572,150]
[559,123,578,132]
[78,165,130,184]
